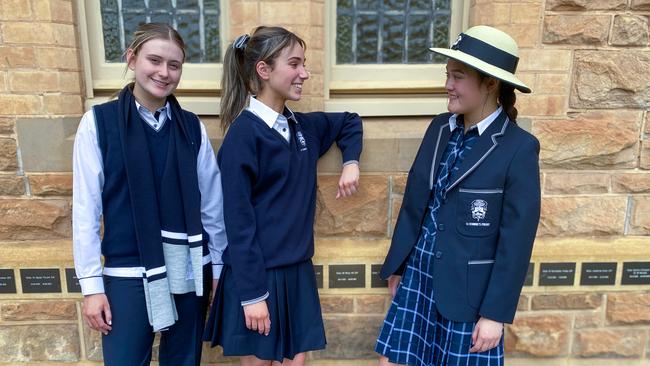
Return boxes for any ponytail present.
[499,83,518,123]
[220,26,306,132]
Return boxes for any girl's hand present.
[336,163,360,199]
[243,301,271,336]
[469,317,503,353]
[388,275,401,298]
[83,293,112,335]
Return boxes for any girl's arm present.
[72,110,112,334]
[478,136,541,324]
[217,123,269,305]
[196,121,227,286]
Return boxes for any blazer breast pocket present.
[456,188,503,237]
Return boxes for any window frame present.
[77,0,227,113]
[325,0,470,116]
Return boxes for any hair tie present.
[233,34,250,50]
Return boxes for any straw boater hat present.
[429,25,531,93]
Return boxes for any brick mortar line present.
[624,196,633,235]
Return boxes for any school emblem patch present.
[451,34,463,50]
[470,199,488,221]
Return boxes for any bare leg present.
[241,355,272,366]
[378,355,400,366]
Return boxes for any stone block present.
[0,199,71,240]
[320,295,354,314]
[543,15,610,45]
[538,196,627,236]
[531,293,602,310]
[630,196,650,235]
[611,15,650,46]
[545,0,626,10]
[607,293,650,325]
[0,137,17,171]
[573,329,646,358]
[505,314,571,357]
[544,173,609,195]
[312,315,384,359]
[612,173,650,193]
[28,174,72,196]
[0,175,24,195]
[0,301,76,321]
[355,295,389,314]
[0,324,80,362]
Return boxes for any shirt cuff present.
[241,291,270,307]
[212,264,223,279]
[79,276,105,296]
[343,160,359,167]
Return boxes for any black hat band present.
[451,33,519,74]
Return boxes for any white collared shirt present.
[135,100,171,132]
[449,106,503,136]
[247,96,295,142]
[72,103,228,295]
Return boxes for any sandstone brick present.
[505,314,571,357]
[33,0,74,23]
[82,321,102,362]
[261,2,311,25]
[0,94,42,115]
[489,24,539,48]
[390,196,403,236]
[518,294,530,311]
[0,138,17,171]
[632,0,650,10]
[0,117,14,135]
[0,199,71,240]
[315,175,388,237]
[531,293,602,310]
[538,196,627,236]
[518,49,571,72]
[510,4,540,24]
[230,1,259,29]
[392,175,408,195]
[612,173,650,193]
[9,71,59,93]
[517,94,566,116]
[632,145,650,174]
[646,112,650,134]
[28,174,72,196]
[607,293,650,325]
[543,15,610,45]
[573,329,646,358]
[356,295,388,314]
[0,0,32,20]
[310,2,325,26]
[574,310,603,329]
[43,94,83,115]
[2,23,55,45]
[544,173,609,195]
[571,51,650,109]
[470,3,511,26]
[58,72,81,93]
[320,295,354,314]
[0,324,79,362]
[611,15,650,46]
[545,0,627,10]
[533,111,641,169]
[313,315,384,359]
[536,74,569,95]
[0,175,25,195]
[0,46,36,69]
[35,47,80,70]
[0,301,76,321]
[630,196,650,235]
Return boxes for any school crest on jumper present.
[470,199,488,221]
[296,131,307,151]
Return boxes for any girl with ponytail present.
[204,26,363,366]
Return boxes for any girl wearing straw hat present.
[375,25,541,365]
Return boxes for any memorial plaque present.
[622,262,650,285]
[314,264,323,289]
[20,268,61,293]
[539,262,575,286]
[371,264,388,288]
[65,268,82,293]
[329,264,365,289]
[0,269,17,294]
[524,263,534,286]
[580,262,616,286]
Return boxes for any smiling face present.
[444,59,491,116]
[257,42,309,108]
[127,37,184,110]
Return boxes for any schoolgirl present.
[72,23,226,365]
[203,26,363,366]
[376,25,541,366]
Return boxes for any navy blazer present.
[380,110,541,324]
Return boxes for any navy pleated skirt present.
[203,260,326,362]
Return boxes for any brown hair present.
[220,26,306,131]
[124,23,186,73]
[478,72,518,123]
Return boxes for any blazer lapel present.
[446,112,509,192]
[428,122,452,190]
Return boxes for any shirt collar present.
[248,96,295,128]
[449,106,503,136]
[135,100,172,120]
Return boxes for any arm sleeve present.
[302,112,363,164]
[72,110,105,295]
[196,121,227,279]
[218,124,269,304]
[478,137,541,324]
